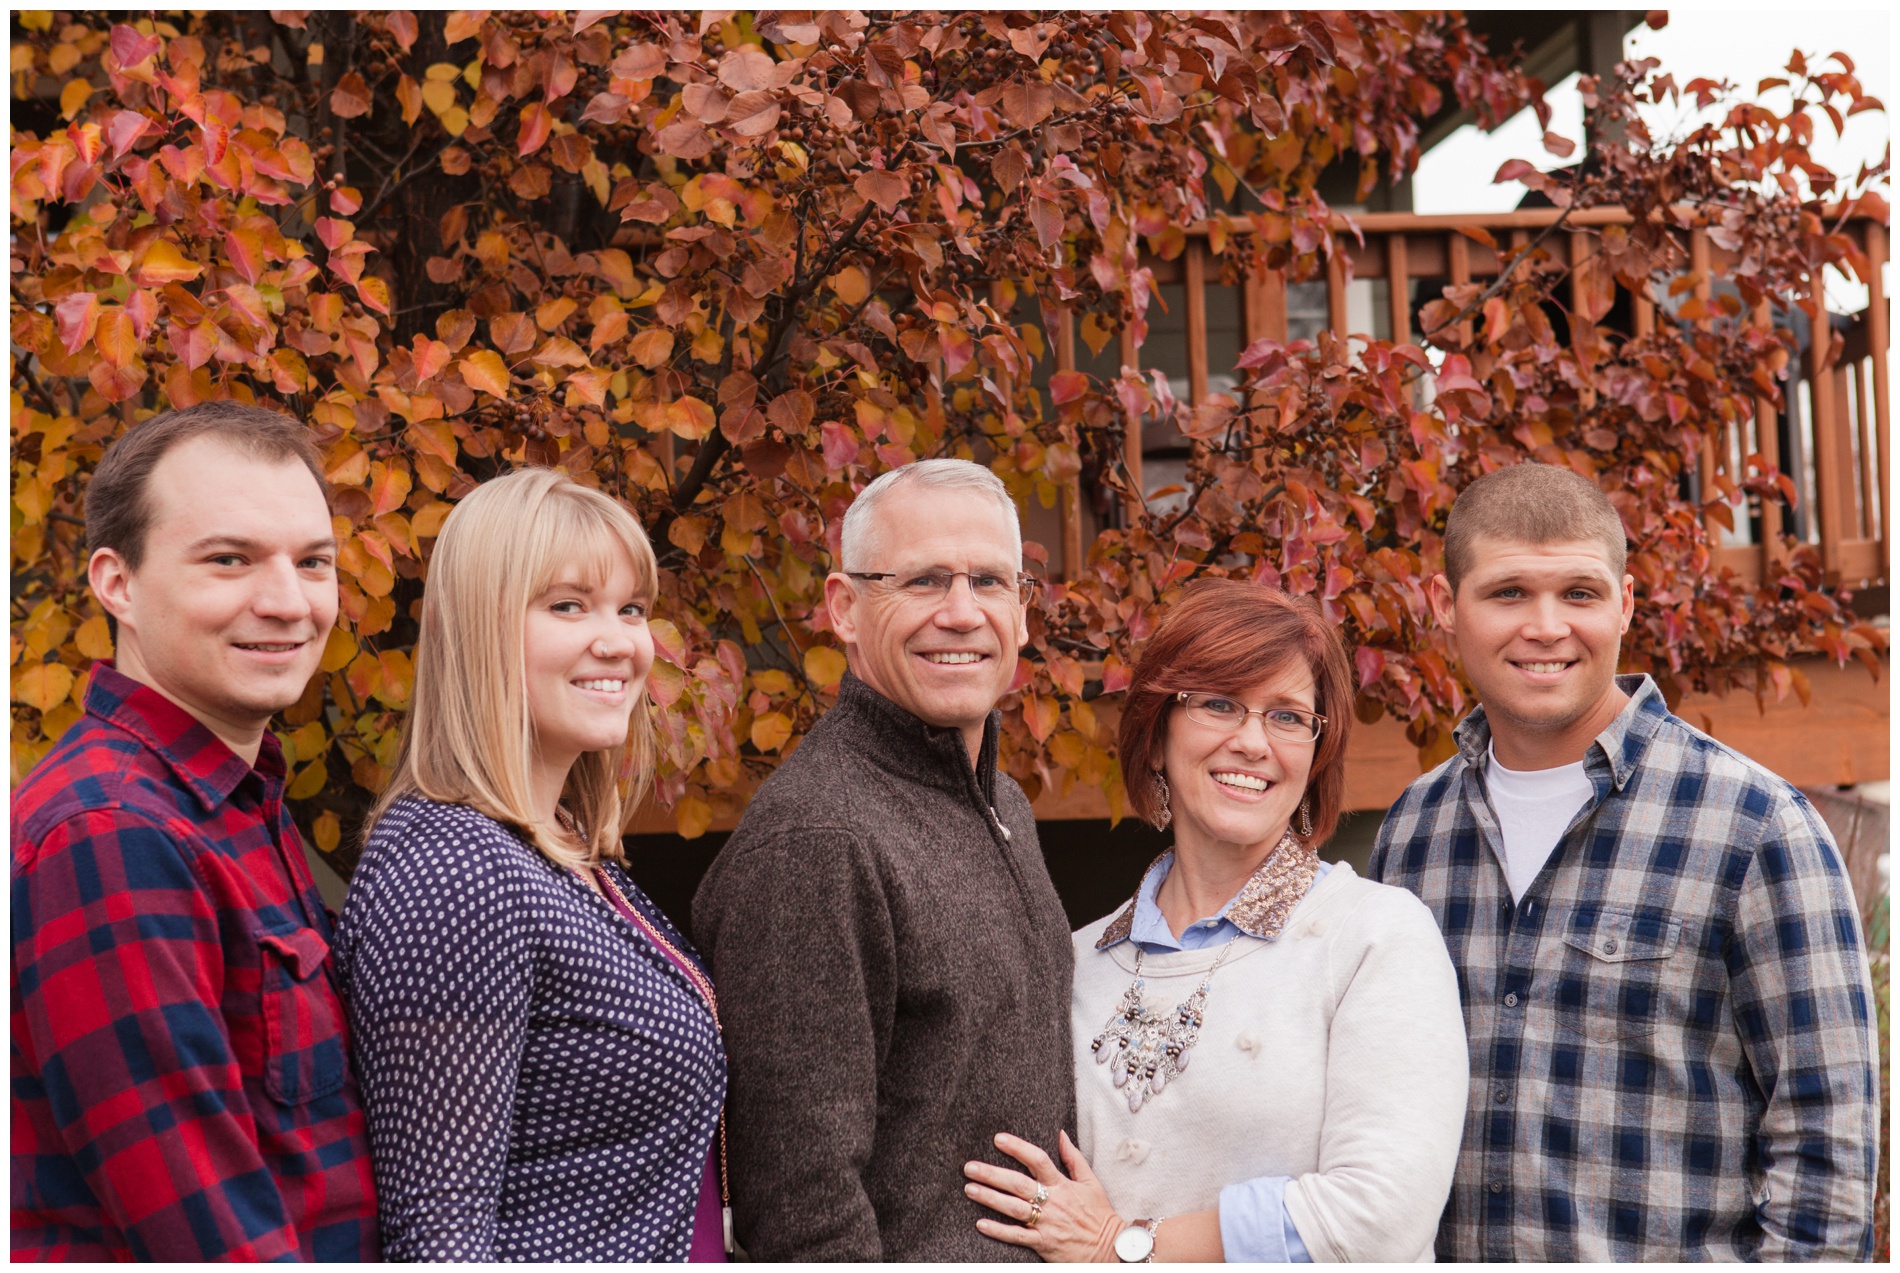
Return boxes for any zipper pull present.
[723,1205,735,1254]
[989,805,1012,842]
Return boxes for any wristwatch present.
[1113,1217,1162,1263]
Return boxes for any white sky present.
[1413,8,1891,311]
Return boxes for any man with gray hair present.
[694,459,1075,1260]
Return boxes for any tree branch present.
[671,195,882,513]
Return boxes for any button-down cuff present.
[1218,1175,1312,1262]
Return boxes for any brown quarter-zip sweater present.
[692,672,1075,1261]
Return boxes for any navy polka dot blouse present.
[337,796,726,1261]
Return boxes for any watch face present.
[1114,1226,1155,1262]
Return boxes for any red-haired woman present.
[964,580,1469,1262]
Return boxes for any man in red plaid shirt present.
[11,402,378,1260]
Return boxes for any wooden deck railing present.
[1045,208,1890,595]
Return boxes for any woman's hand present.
[965,1131,1123,1262]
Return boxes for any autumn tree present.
[9,10,1885,867]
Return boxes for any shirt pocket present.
[256,922,348,1105]
[1556,906,1682,1042]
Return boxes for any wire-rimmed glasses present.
[1174,691,1326,743]
[846,569,1040,608]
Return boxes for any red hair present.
[1117,579,1355,846]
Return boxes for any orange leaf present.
[459,349,510,396]
[368,464,412,516]
[629,327,674,368]
[132,240,200,286]
[94,309,137,368]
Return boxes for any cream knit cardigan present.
[1071,862,1469,1263]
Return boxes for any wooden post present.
[1690,230,1722,545]
[1325,248,1349,338]
[1054,306,1082,581]
[1384,233,1410,344]
[1184,240,1209,405]
[1447,233,1472,347]
[1570,230,1597,412]
[1245,264,1287,344]
[1863,221,1891,578]
[1807,272,1846,579]
[1752,299,1785,575]
[1119,322,1143,518]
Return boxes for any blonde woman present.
[335,468,728,1261]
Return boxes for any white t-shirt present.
[1483,743,1595,902]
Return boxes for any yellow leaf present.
[281,720,327,765]
[411,500,453,538]
[828,266,870,306]
[459,349,510,396]
[421,78,458,115]
[424,61,462,82]
[440,106,470,137]
[720,519,756,558]
[74,615,113,661]
[14,662,75,712]
[18,11,53,31]
[750,711,793,753]
[59,77,94,120]
[287,758,328,800]
[133,240,201,286]
[803,644,847,689]
[40,702,83,744]
[675,793,712,839]
[320,626,357,673]
[313,811,342,854]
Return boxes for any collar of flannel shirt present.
[84,660,288,814]
[1451,672,1665,793]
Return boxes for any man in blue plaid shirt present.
[1370,463,1879,1261]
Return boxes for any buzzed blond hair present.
[1443,463,1628,592]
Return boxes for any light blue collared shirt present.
[1126,852,1330,1262]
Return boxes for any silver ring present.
[1032,1183,1049,1207]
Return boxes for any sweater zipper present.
[593,867,735,1254]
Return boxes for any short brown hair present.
[1443,462,1627,593]
[84,400,326,569]
[1117,579,1355,846]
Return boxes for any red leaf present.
[1029,197,1064,249]
[55,292,100,355]
[518,103,553,156]
[330,72,371,119]
[385,10,418,50]
[573,10,618,36]
[110,25,161,69]
[1049,370,1089,405]
[854,169,908,213]
[819,420,859,470]
[1491,159,1535,186]
[105,110,154,160]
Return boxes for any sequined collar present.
[1096,831,1319,950]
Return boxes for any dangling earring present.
[1152,771,1172,831]
[1297,795,1313,838]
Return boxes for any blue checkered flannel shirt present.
[1370,674,1878,1261]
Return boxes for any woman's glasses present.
[1175,691,1326,743]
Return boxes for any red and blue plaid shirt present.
[11,662,378,1260]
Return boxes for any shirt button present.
[1493,1086,1510,1105]
[1488,1181,1505,1195]
[1603,938,1619,954]
[1503,992,1519,1007]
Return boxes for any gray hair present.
[839,459,1022,571]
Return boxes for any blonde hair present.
[367,467,659,869]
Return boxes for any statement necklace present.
[1090,937,1240,1111]
[1089,830,1315,1113]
